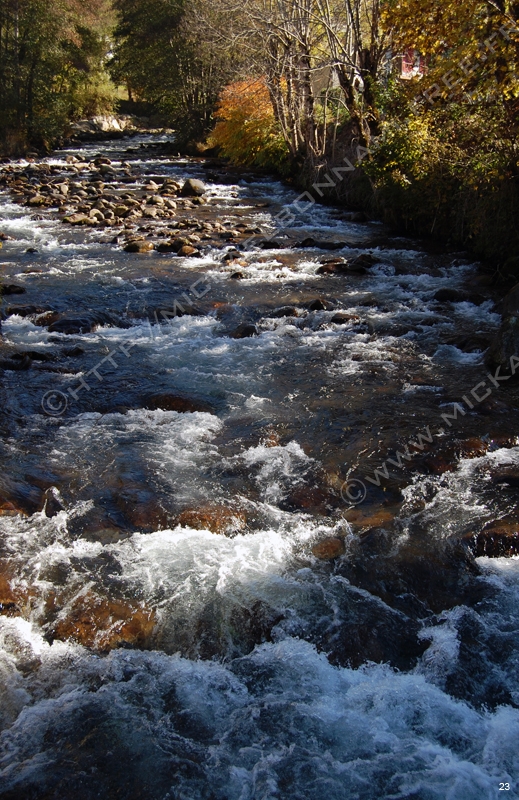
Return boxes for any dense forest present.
[0,0,518,271]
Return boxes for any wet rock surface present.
[47,591,156,651]
[175,505,247,535]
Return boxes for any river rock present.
[64,212,92,225]
[0,565,24,616]
[34,310,60,326]
[0,478,45,516]
[258,239,287,250]
[311,537,345,560]
[344,505,397,529]
[48,316,98,335]
[329,312,360,324]
[433,288,468,302]
[98,164,116,176]
[180,179,206,197]
[269,306,298,318]
[283,484,335,514]
[27,194,47,207]
[5,305,46,317]
[0,284,26,295]
[143,394,214,413]
[114,487,170,532]
[349,253,379,269]
[306,298,329,311]
[231,324,258,339]
[464,522,519,557]
[156,241,178,253]
[48,312,115,335]
[62,346,85,357]
[124,240,154,253]
[346,262,367,274]
[49,590,156,651]
[164,236,191,253]
[222,249,242,262]
[0,354,32,370]
[142,205,159,218]
[316,260,349,275]
[299,238,348,250]
[175,505,247,535]
[178,245,200,257]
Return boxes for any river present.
[0,134,518,799]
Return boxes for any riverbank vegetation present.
[0,0,517,273]
[0,0,115,153]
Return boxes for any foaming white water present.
[0,630,517,799]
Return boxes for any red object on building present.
[401,48,427,79]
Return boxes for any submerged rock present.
[48,316,98,335]
[433,288,468,302]
[5,304,47,317]
[143,394,214,413]
[349,253,379,270]
[316,260,349,275]
[311,537,345,560]
[299,237,348,250]
[0,478,45,516]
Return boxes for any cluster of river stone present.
[0,153,269,261]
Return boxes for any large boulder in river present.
[180,178,206,197]
[48,316,98,335]
[0,284,26,296]
[487,282,519,370]
[124,239,154,253]
[464,521,519,558]
[49,590,156,652]
[47,311,122,336]
[175,505,247,535]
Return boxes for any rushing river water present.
[0,135,518,799]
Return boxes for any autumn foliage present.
[210,80,289,172]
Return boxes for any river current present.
[0,135,518,799]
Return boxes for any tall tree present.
[0,0,114,152]
[110,0,240,142]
